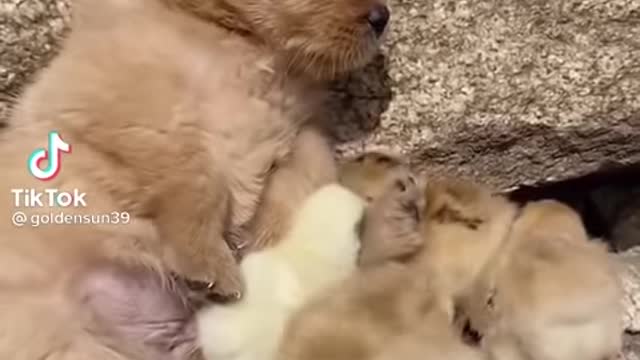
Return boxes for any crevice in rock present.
[506,164,640,252]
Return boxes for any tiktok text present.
[11,188,87,208]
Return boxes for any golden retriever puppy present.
[2,0,389,294]
[0,0,389,357]
[464,200,623,360]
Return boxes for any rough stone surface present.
[329,0,640,191]
[1,0,640,190]
[0,0,71,121]
[624,334,640,360]
[620,247,640,332]
[619,246,640,359]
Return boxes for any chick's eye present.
[486,292,495,310]
[404,202,420,223]
[375,154,393,164]
[268,161,278,173]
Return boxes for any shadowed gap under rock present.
[507,164,640,252]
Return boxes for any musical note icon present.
[28,131,72,181]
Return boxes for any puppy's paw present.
[180,272,243,304]
[208,256,245,303]
[224,225,252,260]
[170,242,245,304]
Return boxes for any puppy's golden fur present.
[0,234,204,360]
[3,0,387,291]
[241,126,338,254]
[158,0,385,80]
[464,200,623,360]
[0,0,386,357]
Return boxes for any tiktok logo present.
[27,131,72,181]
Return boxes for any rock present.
[619,246,640,333]
[0,0,71,124]
[620,245,640,360]
[612,195,640,252]
[607,245,640,359]
[623,333,640,360]
[1,0,639,190]
[330,0,640,191]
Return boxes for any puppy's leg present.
[244,125,337,253]
[358,172,424,267]
[155,171,243,299]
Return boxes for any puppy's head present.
[169,0,390,80]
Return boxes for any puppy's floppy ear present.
[72,263,201,360]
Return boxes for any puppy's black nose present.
[367,4,390,37]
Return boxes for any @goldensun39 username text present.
[12,211,131,227]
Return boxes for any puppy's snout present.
[367,4,390,37]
